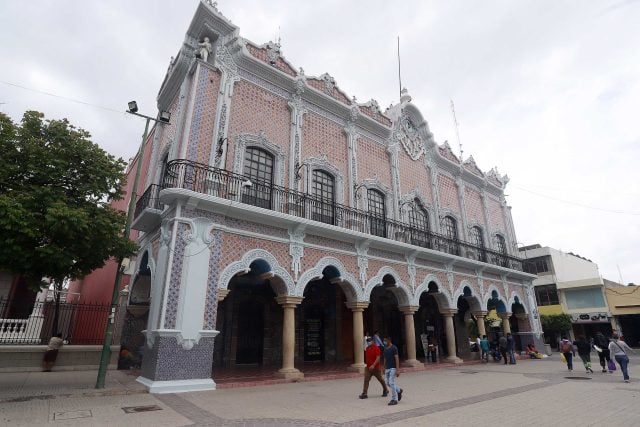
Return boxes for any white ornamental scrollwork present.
[397,115,424,161]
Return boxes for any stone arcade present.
[128,1,542,393]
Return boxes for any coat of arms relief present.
[397,115,424,160]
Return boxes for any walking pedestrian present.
[573,335,594,373]
[480,335,490,363]
[427,334,437,363]
[359,337,389,399]
[560,336,575,371]
[42,333,64,372]
[382,335,403,406]
[593,332,611,373]
[608,333,637,383]
[506,332,517,364]
[498,334,508,365]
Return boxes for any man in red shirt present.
[359,337,389,399]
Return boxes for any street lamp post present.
[95,102,170,389]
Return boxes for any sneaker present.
[602,369,607,373]
[398,389,403,401]
[358,393,368,399]
[624,380,630,383]
[382,391,388,397]
[589,368,594,373]
[388,400,398,406]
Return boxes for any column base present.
[277,368,304,381]
[348,362,366,373]
[401,359,424,368]
[446,356,464,364]
[137,376,216,394]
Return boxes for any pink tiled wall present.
[398,148,432,202]
[184,66,221,164]
[437,174,460,214]
[357,137,392,188]
[487,196,506,235]
[301,112,348,179]
[464,187,484,225]
[219,233,290,273]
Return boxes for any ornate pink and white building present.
[128,1,541,393]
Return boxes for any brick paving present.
[1,355,639,426]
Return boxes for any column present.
[276,295,304,380]
[472,311,488,337]
[499,312,512,334]
[216,288,229,302]
[346,301,368,372]
[442,310,463,364]
[399,306,423,367]
[113,287,131,345]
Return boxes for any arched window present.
[469,226,486,261]
[409,199,430,248]
[242,147,274,209]
[367,189,386,238]
[494,234,508,267]
[441,215,460,255]
[311,169,335,224]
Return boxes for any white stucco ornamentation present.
[288,226,305,281]
[364,266,411,306]
[356,241,370,286]
[294,257,363,302]
[396,115,424,160]
[197,37,212,62]
[217,249,295,296]
[233,132,286,186]
[411,274,452,309]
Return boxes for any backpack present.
[561,341,571,353]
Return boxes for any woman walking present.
[574,335,594,373]
[608,333,637,383]
[559,336,575,371]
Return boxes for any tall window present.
[242,147,273,209]
[534,284,559,306]
[470,226,486,261]
[494,234,508,266]
[311,170,335,224]
[409,199,430,248]
[367,189,386,238]
[441,216,459,255]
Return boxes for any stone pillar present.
[442,310,463,364]
[276,295,304,380]
[346,301,368,372]
[217,288,230,302]
[113,287,131,345]
[499,312,512,334]
[399,306,423,367]
[472,311,488,338]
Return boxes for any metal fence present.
[0,300,113,345]
[142,159,523,271]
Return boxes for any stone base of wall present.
[0,345,120,372]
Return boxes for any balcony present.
[135,159,523,271]
[132,184,163,233]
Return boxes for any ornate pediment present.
[463,155,484,177]
[396,115,424,160]
[438,140,460,164]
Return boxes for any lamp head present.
[127,101,138,113]
[159,111,171,123]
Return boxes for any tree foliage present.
[0,111,137,290]
[540,314,573,336]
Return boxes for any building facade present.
[604,279,640,346]
[129,1,539,393]
[520,245,614,343]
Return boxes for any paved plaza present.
[1,356,639,426]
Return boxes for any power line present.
[0,80,125,114]
[512,185,640,216]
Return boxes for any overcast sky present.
[1,0,638,284]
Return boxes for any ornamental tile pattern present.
[368,248,405,262]
[399,148,433,202]
[300,247,336,271]
[164,222,189,329]
[226,80,291,174]
[438,143,461,164]
[415,258,446,270]
[437,173,461,214]
[301,112,349,175]
[359,104,392,126]
[306,78,350,105]
[487,196,507,235]
[464,186,485,226]
[225,217,288,239]
[220,233,290,272]
[356,136,392,189]
[203,229,223,330]
[186,67,220,163]
[304,235,354,252]
[245,43,297,77]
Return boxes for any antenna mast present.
[450,99,463,161]
[397,36,402,102]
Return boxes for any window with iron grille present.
[495,234,508,266]
[242,147,273,209]
[441,216,459,255]
[534,284,559,306]
[311,170,335,224]
[470,226,486,261]
[409,199,430,247]
[367,189,386,237]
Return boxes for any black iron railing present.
[134,184,162,219]
[143,159,522,271]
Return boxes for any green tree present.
[0,111,137,330]
[540,314,573,340]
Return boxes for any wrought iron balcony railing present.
[136,159,523,271]
[134,184,162,219]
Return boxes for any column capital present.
[399,305,419,315]
[471,310,488,318]
[275,295,304,307]
[345,301,369,311]
[217,288,230,302]
[514,313,529,320]
[497,312,512,320]
[440,309,458,317]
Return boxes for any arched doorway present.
[213,259,282,368]
[510,297,526,352]
[415,283,444,361]
[365,275,404,358]
[119,252,151,369]
[486,290,507,345]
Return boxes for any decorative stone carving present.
[288,226,305,281]
[356,241,370,286]
[233,132,285,186]
[397,115,425,161]
[266,40,281,66]
[320,72,336,94]
[214,44,238,77]
[197,37,212,62]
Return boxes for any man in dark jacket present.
[573,335,594,373]
[498,334,508,365]
[506,333,516,364]
[593,332,611,373]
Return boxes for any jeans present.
[563,352,573,370]
[615,355,630,381]
[509,349,516,364]
[384,368,401,401]
[481,349,489,362]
